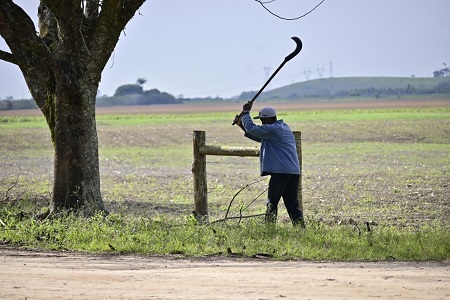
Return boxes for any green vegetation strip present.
[1,206,448,261]
[284,107,450,122]
[1,107,449,127]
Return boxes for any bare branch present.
[88,0,146,73]
[225,178,266,219]
[210,213,267,224]
[241,188,267,213]
[2,176,19,202]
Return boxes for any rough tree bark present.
[0,0,146,216]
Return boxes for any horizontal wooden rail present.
[199,145,259,157]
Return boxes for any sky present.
[1,0,449,100]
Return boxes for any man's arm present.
[237,112,262,142]
[244,132,262,142]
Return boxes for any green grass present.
[1,105,449,260]
[0,203,448,260]
[0,116,48,129]
[2,107,449,126]
[305,142,450,164]
[283,107,450,122]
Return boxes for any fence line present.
[192,130,302,223]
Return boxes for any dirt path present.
[1,248,449,300]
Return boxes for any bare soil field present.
[96,98,450,114]
[1,98,449,116]
[1,99,449,299]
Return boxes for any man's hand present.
[243,101,253,111]
[235,114,246,131]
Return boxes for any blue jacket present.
[241,113,300,176]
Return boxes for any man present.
[236,102,305,227]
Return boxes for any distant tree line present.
[335,81,450,99]
[97,78,182,106]
[236,91,257,100]
[0,78,183,111]
[0,98,38,110]
[96,86,181,107]
[237,80,450,101]
[433,63,449,78]
[0,76,228,110]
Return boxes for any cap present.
[253,107,277,119]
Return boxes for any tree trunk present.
[50,81,104,215]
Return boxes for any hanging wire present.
[254,0,326,20]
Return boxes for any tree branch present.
[210,213,267,224]
[88,0,146,73]
[85,0,101,19]
[0,2,53,66]
[37,3,58,44]
[40,0,81,32]
[0,49,16,64]
[225,178,266,219]
[0,1,55,105]
[40,0,84,57]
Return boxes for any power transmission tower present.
[304,68,311,81]
[329,60,333,78]
[263,65,271,89]
[317,65,325,78]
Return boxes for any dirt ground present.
[1,98,450,117]
[1,247,449,300]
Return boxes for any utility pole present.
[263,65,271,89]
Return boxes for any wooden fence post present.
[192,131,208,222]
[293,131,303,213]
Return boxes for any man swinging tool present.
[235,104,305,227]
[233,37,305,227]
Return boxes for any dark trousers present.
[266,173,304,226]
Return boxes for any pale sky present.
[1,0,449,100]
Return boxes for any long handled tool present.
[232,36,303,125]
